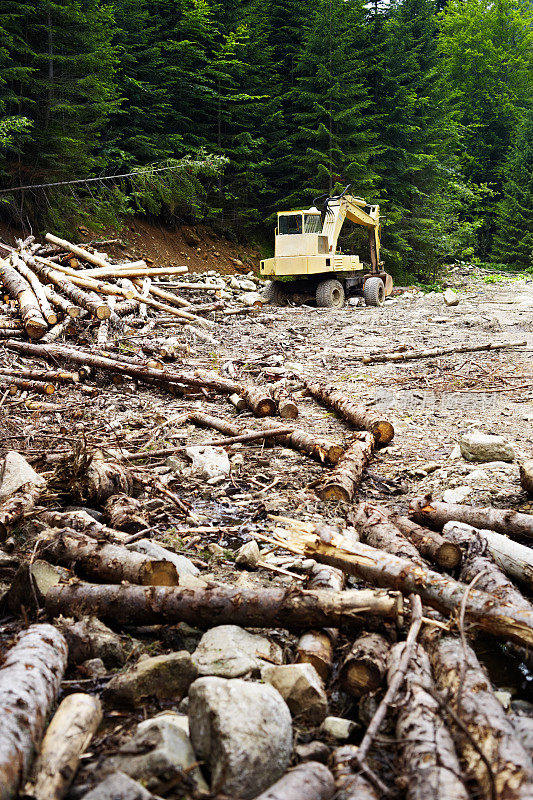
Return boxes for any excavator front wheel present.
[264,280,287,306]
[363,276,385,307]
[316,279,345,308]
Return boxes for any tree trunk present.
[270,380,299,419]
[520,461,533,496]
[0,484,44,538]
[426,632,533,800]
[387,642,469,800]
[252,762,335,800]
[305,380,394,445]
[352,503,425,565]
[409,495,533,540]
[442,521,533,590]
[362,339,526,364]
[45,583,404,630]
[340,632,390,697]
[104,494,148,533]
[24,257,110,319]
[0,258,48,338]
[38,528,179,586]
[241,385,277,416]
[330,746,379,800]
[275,528,533,648]
[27,693,102,800]
[42,283,80,317]
[296,563,345,680]
[0,624,68,799]
[316,433,374,501]
[390,514,461,569]
[11,253,57,324]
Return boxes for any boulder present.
[103,651,197,707]
[443,288,459,306]
[192,625,282,678]
[262,663,328,724]
[185,445,231,480]
[235,540,260,569]
[104,713,208,793]
[81,772,153,800]
[0,451,44,501]
[460,431,515,463]
[188,676,292,798]
[127,539,199,576]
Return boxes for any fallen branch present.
[305,380,394,445]
[409,495,533,540]
[362,339,527,364]
[390,514,461,569]
[316,433,374,501]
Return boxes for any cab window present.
[304,214,322,233]
[278,214,302,235]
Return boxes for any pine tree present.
[492,109,533,269]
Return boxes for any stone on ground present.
[185,445,231,479]
[321,716,357,740]
[81,772,153,799]
[443,288,459,306]
[460,431,515,462]
[188,676,292,798]
[262,663,328,724]
[235,539,260,569]
[0,451,45,501]
[442,485,472,504]
[192,625,282,678]
[103,651,197,707]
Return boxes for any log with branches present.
[305,380,394,445]
[409,495,533,540]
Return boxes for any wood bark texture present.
[390,514,461,568]
[0,484,43,537]
[28,693,102,800]
[340,632,390,697]
[0,258,48,338]
[270,380,299,419]
[305,380,394,445]
[295,563,344,679]
[427,633,533,800]
[316,433,374,501]
[330,746,379,800]
[409,495,533,540]
[0,624,68,800]
[45,583,403,630]
[11,253,57,324]
[362,339,526,364]
[252,762,335,800]
[25,257,110,319]
[241,385,277,416]
[104,494,148,533]
[352,503,425,565]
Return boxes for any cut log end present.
[141,560,180,586]
[27,321,49,340]
[278,400,299,420]
[318,485,352,503]
[372,420,395,445]
[436,541,462,569]
[95,305,111,320]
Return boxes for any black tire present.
[263,280,287,306]
[316,279,345,308]
[363,276,385,307]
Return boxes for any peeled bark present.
[339,632,389,697]
[520,461,533,496]
[11,253,57,324]
[316,433,374,502]
[305,380,394,445]
[427,633,533,800]
[409,495,533,540]
[241,385,277,416]
[253,762,335,800]
[388,642,469,800]
[0,624,68,799]
[270,380,299,419]
[0,258,48,338]
[45,583,404,630]
[391,514,461,569]
[330,746,379,800]
[38,528,179,586]
[362,339,526,364]
[352,503,424,565]
[28,693,102,800]
[104,494,148,533]
[0,483,44,537]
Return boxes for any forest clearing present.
[0,227,531,799]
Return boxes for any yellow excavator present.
[260,185,392,307]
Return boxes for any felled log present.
[7,378,55,395]
[270,380,299,419]
[0,483,44,537]
[362,339,527,364]
[45,582,403,630]
[241,385,277,416]
[11,253,57,324]
[330,746,379,800]
[296,563,345,680]
[104,494,148,533]
[253,762,334,800]
[316,433,374,501]
[0,367,79,384]
[27,693,102,800]
[339,632,389,697]
[352,503,424,565]
[38,528,179,586]
[114,298,139,317]
[45,232,120,269]
[0,258,48,338]
[427,632,533,799]
[132,279,190,308]
[268,525,533,648]
[96,296,115,348]
[390,514,461,569]
[520,461,533,496]
[409,495,533,540]
[42,283,80,317]
[0,624,68,798]
[262,420,344,465]
[305,380,394,445]
[442,521,533,589]
[26,257,111,319]
[388,642,469,800]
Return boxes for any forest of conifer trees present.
[0,0,531,279]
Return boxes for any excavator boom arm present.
[321,194,381,268]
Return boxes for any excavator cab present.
[260,185,393,308]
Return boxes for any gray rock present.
[0,451,45,501]
[104,651,197,707]
[443,288,459,306]
[81,772,153,800]
[192,625,282,678]
[81,658,107,678]
[442,485,472,503]
[188,676,292,798]
[295,741,330,763]
[238,279,257,291]
[104,713,208,793]
[235,540,260,569]
[185,445,231,479]
[262,663,327,724]
[127,539,199,576]
[460,431,515,463]
[321,716,357,740]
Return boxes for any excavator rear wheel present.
[363,276,385,307]
[316,279,345,308]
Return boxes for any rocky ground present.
[0,264,532,799]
